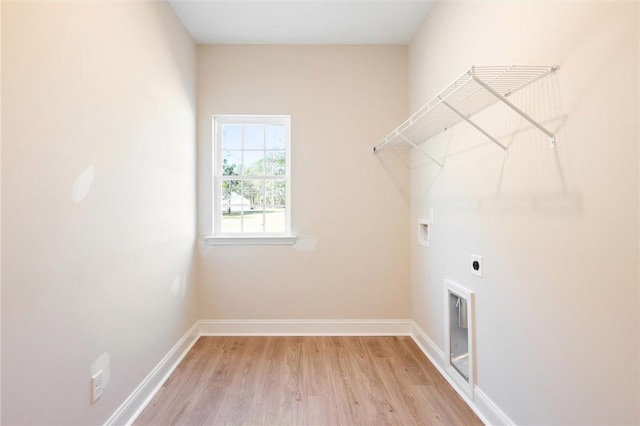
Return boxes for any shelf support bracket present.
[440,99,508,151]
[400,135,444,168]
[470,70,556,147]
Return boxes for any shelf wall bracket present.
[400,135,444,168]
[440,98,509,152]
[470,67,557,147]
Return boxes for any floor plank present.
[134,336,483,426]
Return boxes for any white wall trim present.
[199,319,413,336]
[107,319,514,426]
[410,322,515,426]
[205,236,297,246]
[106,318,411,425]
[410,321,445,360]
[474,386,516,426]
[104,322,201,426]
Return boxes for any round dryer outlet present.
[470,254,483,277]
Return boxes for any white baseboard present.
[106,318,411,425]
[199,319,413,336]
[410,322,445,360]
[409,322,515,426]
[474,386,516,426]
[106,319,512,426]
[104,322,201,426]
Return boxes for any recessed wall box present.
[418,219,431,247]
[444,279,475,398]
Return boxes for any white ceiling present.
[168,1,434,45]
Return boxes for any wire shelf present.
[373,65,558,157]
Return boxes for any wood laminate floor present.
[134,336,483,426]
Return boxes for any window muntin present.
[213,115,291,237]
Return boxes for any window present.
[209,115,294,245]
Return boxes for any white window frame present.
[206,115,295,246]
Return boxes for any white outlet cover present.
[470,254,483,277]
[91,370,103,404]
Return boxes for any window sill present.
[205,236,297,246]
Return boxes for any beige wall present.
[1,0,3,421]
[1,2,197,424]
[409,1,639,424]
[197,45,410,320]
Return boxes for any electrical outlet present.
[91,370,103,404]
[470,254,483,277]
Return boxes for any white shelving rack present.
[372,65,559,161]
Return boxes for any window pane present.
[243,151,264,176]
[265,209,285,233]
[266,151,286,176]
[220,181,241,233]
[242,180,264,233]
[221,179,242,210]
[265,180,286,233]
[266,125,286,149]
[244,125,264,150]
[222,151,241,176]
[221,212,241,232]
[222,124,242,150]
